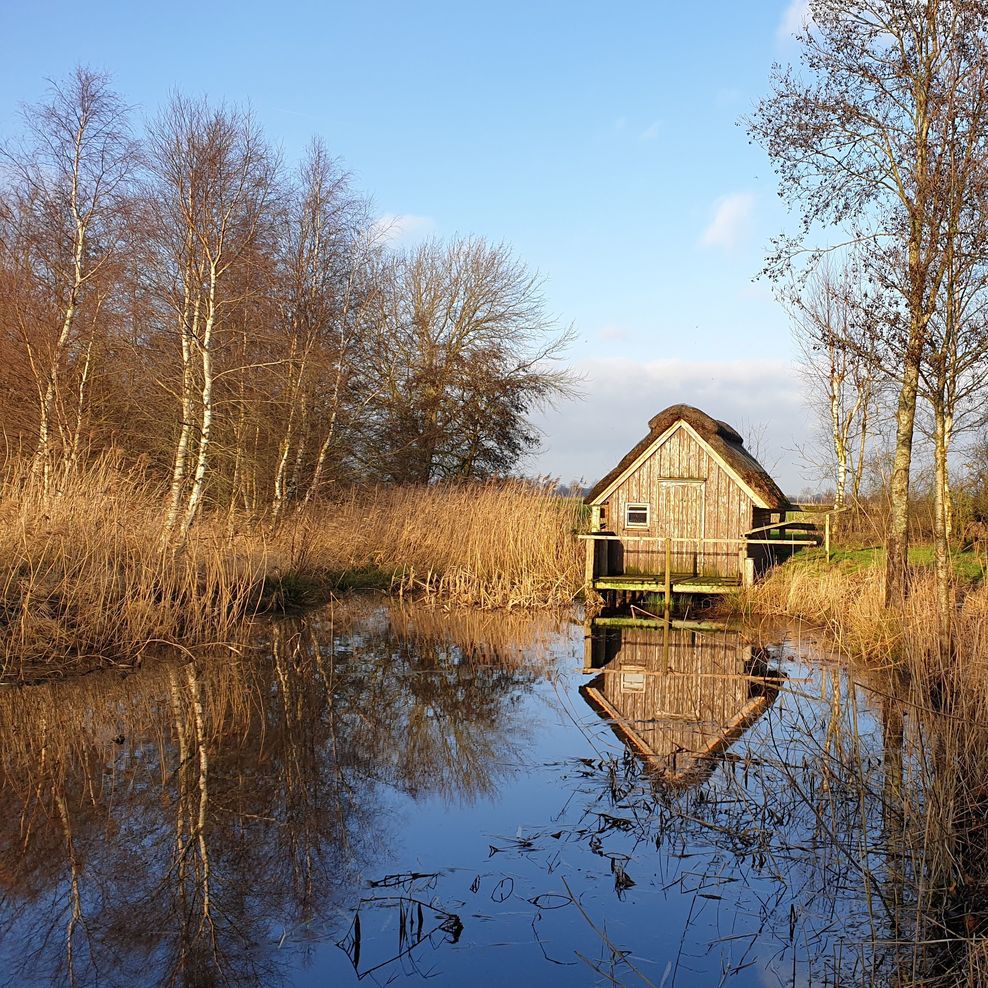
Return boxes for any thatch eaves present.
[584,403,791,510]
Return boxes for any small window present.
[625,503,650,528]
[621,670,646,693]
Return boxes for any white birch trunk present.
[178,265,217,541]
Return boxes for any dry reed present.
[737,550,988,975]
[272,481,585,608]
[0,466,584,680]
[0,460,266,680]
[734,556,902,657]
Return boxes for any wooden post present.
[744,557,755,588]
[664,538,672,621]
[825,512,831,562]
[662,614,670,673]
[583,621,595,674]
[585,536,596,585]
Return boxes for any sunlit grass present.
[0,464,585,679]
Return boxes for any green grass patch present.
[783,543,985,583]
[257,565,400,611]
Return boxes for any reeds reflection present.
[0,603,569,987]
[558,623,988,987]
[6,604,988,987]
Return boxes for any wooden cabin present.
[583,404,798,594]
[581,620,782,789]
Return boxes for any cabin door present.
[656,481,705,575]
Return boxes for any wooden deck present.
[582,531,819,603]
[591,573,741,595]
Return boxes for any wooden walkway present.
[591,573,741,595]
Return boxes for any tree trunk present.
[885,349,921,605]
[831,374,848,510]
[164,258,201,535]
[32,217,85,496]
[932,401,953,632]
[178,269,217,541]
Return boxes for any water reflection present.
[581,618,783,788]
[2,604,986,986]
[0,605,568,987]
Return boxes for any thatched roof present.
[584,403,791,509]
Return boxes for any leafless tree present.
[147,95,278,540]
[0,67,138,495]
[359,237,576,483]
[790,262,880,510]
[749,0,988,605]
[270,140,380,518]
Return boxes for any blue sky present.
[1,0,818,491]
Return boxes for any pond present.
[0,603,956,986]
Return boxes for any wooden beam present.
[664,538,672,621]
[591,616,736,631]
[592,576,741,594]
[578,535,819,547]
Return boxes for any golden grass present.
[284,482,585,608]
[0,465,584,679]
[0,461,265,680]
[734,555,901,657]
[739,552,988,970]
[736,551,988,663]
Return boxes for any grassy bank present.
[0,463,584,680]
[733,544,985,659]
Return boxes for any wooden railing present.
[578,532,819,587]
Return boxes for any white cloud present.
[370,212,436,246]
[530,357,812,492]
[776,0,811,42]
[699,192,756,250]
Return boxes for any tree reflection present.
[0,604,564,986]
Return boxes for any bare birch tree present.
[791,263,879,510]
[148,96,277,540]
[270,140,378,518]
[0,67,137,494]
[919,214,988,622]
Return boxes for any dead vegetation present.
[0,461,584,680]
[728,551,988,981]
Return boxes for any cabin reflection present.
[581,619,783,788]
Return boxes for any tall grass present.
[734,553,901,656]
[736,551,988,978]
[0,460,265,680]
[734,549,985,661]
[0,465,584,679]
[286,482,585,608]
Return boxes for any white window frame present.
[624,502,650,528]
[621,669,647,693]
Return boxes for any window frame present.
[620,668,647,693]
[624,502,651,529]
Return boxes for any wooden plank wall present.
[604,424,755,578]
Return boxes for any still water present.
[0,605,919,986]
